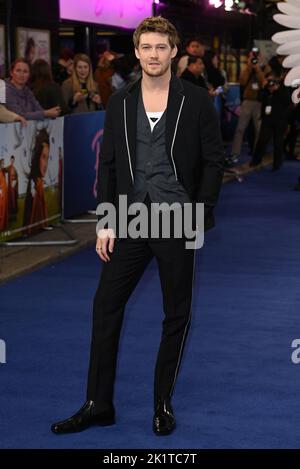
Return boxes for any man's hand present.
[247,56,256,69]
[96,228,115,262]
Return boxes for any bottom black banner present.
[0,449,299,465]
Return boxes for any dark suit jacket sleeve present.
[197,91,224,222]
[97,97,116,211]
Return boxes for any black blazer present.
[97,74,224,231]
[261,85,292,126]
[181,69,208,90]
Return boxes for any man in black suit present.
[181,55,208,90]
[250,73,292,170]
[51,16,224,436]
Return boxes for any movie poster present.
[0,118,64,241]
[16,27,51,65]
[0,25,5,77]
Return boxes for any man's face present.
[266,75,280,92]
[186,41,204,57]
[135,32,177,78]
[192,58,204,76]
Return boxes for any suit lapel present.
[124,80,140,173]
[165,75,185,157]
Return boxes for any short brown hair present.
[10,58,30,72]
[133,16,180,49]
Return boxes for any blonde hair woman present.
[62,53,102,113]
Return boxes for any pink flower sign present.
[60,0,153,29]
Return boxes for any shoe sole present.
[153,424,176,436]
[51,418,115,434]
[96,418,115,427]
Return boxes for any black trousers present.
[252,118,287,170]
[284,106,299,158]
[86,234,196,411]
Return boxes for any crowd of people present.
[227,48,298,172]
[1,38,300,174]
[0,51,104,123]
[2,38,299,241]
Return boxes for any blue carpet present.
[1,161,300,449]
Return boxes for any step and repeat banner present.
[63,111,105,219]
[0,111,105,242]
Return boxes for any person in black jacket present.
[30,59,68,115]
[51,16,224,437]
[181,55,208,90]
[250,73,292,170]
[203,51,225,90]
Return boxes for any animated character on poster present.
[23,128,49,234]
[24,37,36,65]
[0,158,9,231]
[5,155,19,219]
[0,25,5,77]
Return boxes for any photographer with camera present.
[250,72,292,171]
[227,48,271,165]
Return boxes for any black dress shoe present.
[153,398,176,436]
[51,400,115,434]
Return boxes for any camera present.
[251,47,259,65]
[267,79,279,87]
